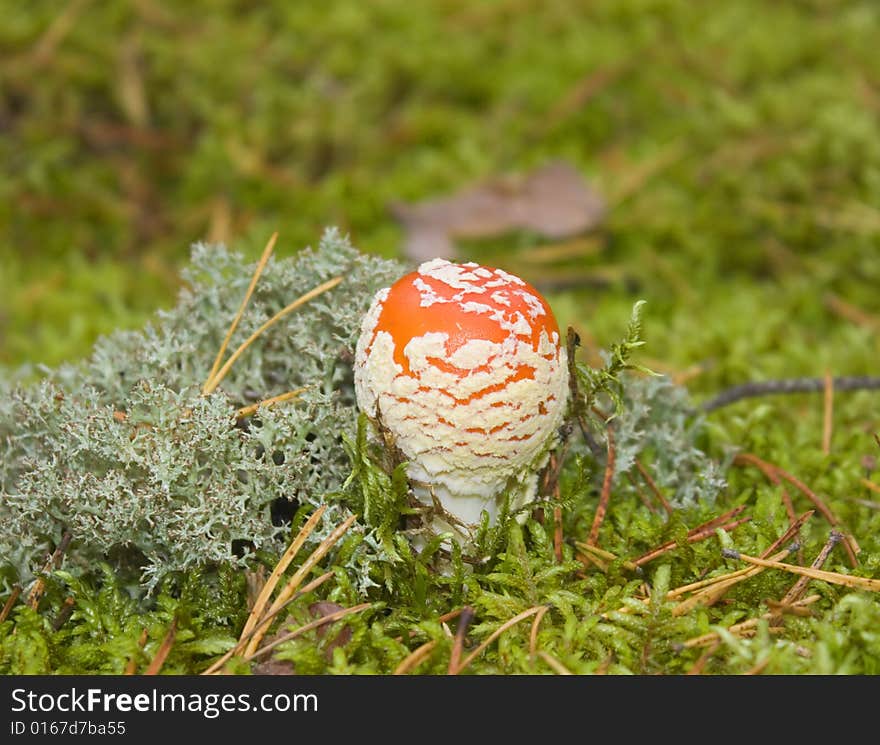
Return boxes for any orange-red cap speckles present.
[354,259,569,537]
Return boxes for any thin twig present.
[634,458,674,515]
[51,597,75,632]
[733,452,857,565]
[124,628,149,675]
[666,511,813,602]
[701,375,880,413]
[0,587,21,624]
[632,506,748,567]
[27,531,72,610]
[636,517,751,567]
[771,531,843,624]
[822,370,834,455]
[587,426,615,546]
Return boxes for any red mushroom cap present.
[354,258,569,532]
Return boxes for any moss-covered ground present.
[2,0,880,675]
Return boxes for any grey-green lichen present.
[0,228,406,593]
[612,375,728,509]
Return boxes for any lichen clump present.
[0,229,405,593]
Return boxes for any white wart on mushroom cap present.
[354,258,569,536]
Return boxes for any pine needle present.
[242,603,372,663]
[244,512,358,657]
[202,570,334,675]
[536,650,573,675]
[234,387,310,419]
[454,605,546,674]
[722,549,880,591]
[860,478,880,496]
[672,547,795,616]
[204,231,277,394]
[682,596,819,649]
[239,505,327,643]
[203,274,343,395]
[529,605,551,658]
[394,641,438,675]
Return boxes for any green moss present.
[2,0,880,675]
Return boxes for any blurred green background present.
[2,0,879,387]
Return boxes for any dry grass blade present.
[244,512,358,657]
[243,603,372,663]
[394,641,438,675]
[536,650,572,675]
[203,274,343,395]
[235,387,310,419]
[723,549,880,591]
[204,231,277,393]
[455,606,545,674]
[144,617,178,675]
[239,505,327,643]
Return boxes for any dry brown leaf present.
[391,161,606,261]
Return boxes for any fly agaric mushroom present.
[354,258,569,542]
